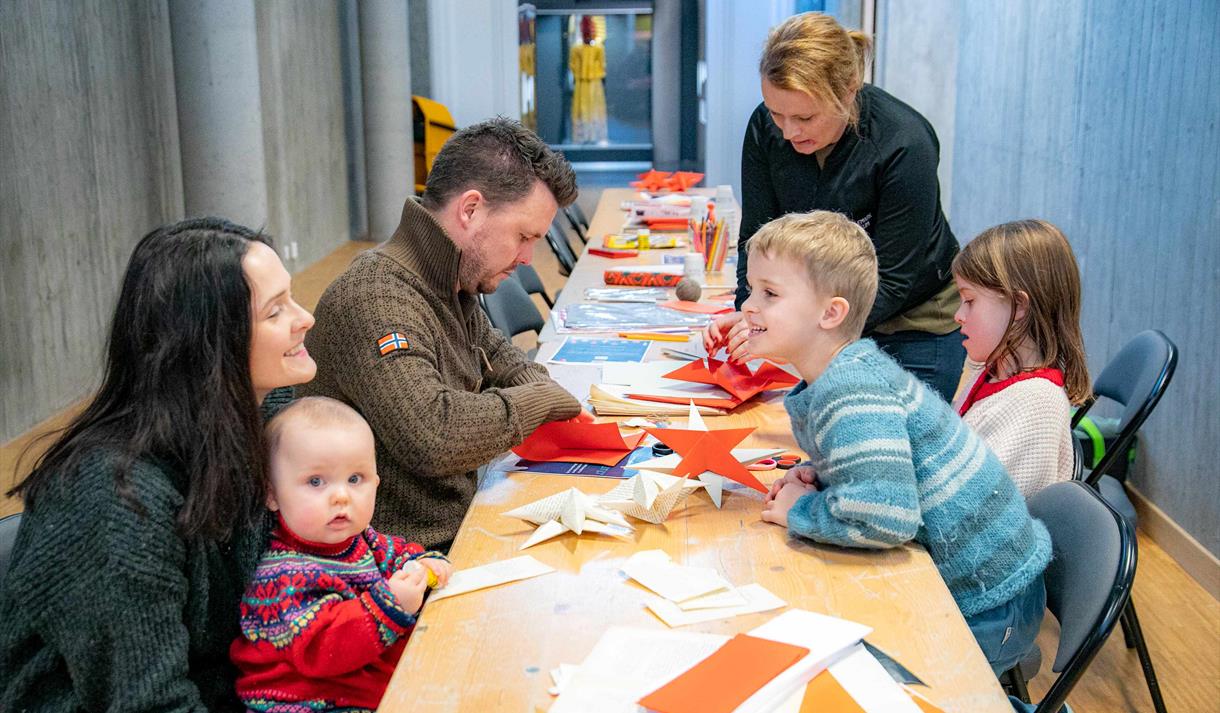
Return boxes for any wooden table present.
[380,190,1011,712]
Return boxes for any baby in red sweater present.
[231,396,453,712]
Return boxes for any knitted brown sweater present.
[301,198,580,550]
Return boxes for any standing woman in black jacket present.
[0,219,316,711]
[705,12,965,401]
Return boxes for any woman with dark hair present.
[0,217,316,711]
[706,12,965,401]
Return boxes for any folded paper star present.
[631,169,673,193]
[512,421,646,467]
[599,470,704,525]
[662,357,799,405]
[641,403,770,506]
[503,487,634,550]
[664,170,704,192]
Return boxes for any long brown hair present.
[759,12,873,125]
[952,219,1092,405]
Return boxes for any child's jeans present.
[966,576,1047,676]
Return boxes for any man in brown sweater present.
[301,118,582,551]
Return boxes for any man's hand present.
[388,565,429,613]
[571,409,596,424]
[761,481,815,528]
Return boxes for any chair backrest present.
[545,220,577,276]
[1073,330,1177,485]
[0,512,23,592]
[563,205,589,243]
[1027,480,1137,713]
[481,274,544,338]
[514,264,552,308]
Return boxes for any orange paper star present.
[641,424,767,493]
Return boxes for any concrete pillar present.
[169,0,269,227]
[358,0,414,241]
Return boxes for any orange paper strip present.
[638,634,809,713]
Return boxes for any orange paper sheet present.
[512,421,645,466]
[638,634,809,713]
[624,393,742,410]
[659,299,733,315]
[799,671,946,713]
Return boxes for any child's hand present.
[419,557,454,588]
[761,481,814,528]
[764,465,818,503]
[388,565,429,613]
[703,312,747,359]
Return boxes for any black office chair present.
[480,273,544,339]
[514,264,554,309]
[0,512,23,592]
[563,204,590,244]
[1069,329,1176,713]
[1003,481,1137,713]
[544,219,578,276]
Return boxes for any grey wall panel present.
[951,1,1220,556]
[256,0,351,270]
[0,0,182,442]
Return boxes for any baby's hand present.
[761,481,814,528]
[388,566,428,613]
[418,557,454,588]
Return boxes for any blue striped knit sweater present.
[784,339,1051,617]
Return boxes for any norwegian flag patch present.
[377,332,409,356]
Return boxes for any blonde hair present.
[759,12,873,125]
[952,220,1092,405]
[747,210,878,338]
[265,396,371,457]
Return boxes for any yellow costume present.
[569,42,607,144]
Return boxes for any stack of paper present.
[549,609,874,713]
[590,361,734,416]
[560,302,709,333]
[622,550,786,627]
[589,384,729,417]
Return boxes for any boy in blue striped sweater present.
[721,210,1050,676]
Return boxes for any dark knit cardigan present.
[0,389,293,712]
[301,197,581,550]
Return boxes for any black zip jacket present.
[736,83,959,333]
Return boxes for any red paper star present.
[662,358,799,405]
[630,169,672,192]
[663,171,704,192]
[641,425,767,493]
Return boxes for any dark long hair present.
[10,217,273,541]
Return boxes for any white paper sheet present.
[646,583,787,627]
[621,549,732,603]
[427,555,556,602]
[549,627,729,713]
[824,644,924,713]
[733,609,874,713]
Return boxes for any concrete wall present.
[1,0,364,443]
[703,0,794,196]
[0,0,183,442]
[256,1,352,270]
[872,0,957,215]
[426,0,519,126]
[944,2,1219,556]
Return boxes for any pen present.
[618,332,690,342]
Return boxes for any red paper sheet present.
[512,421,645,466]
[663,358,799,405]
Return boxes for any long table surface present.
[380,189,1011,712]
